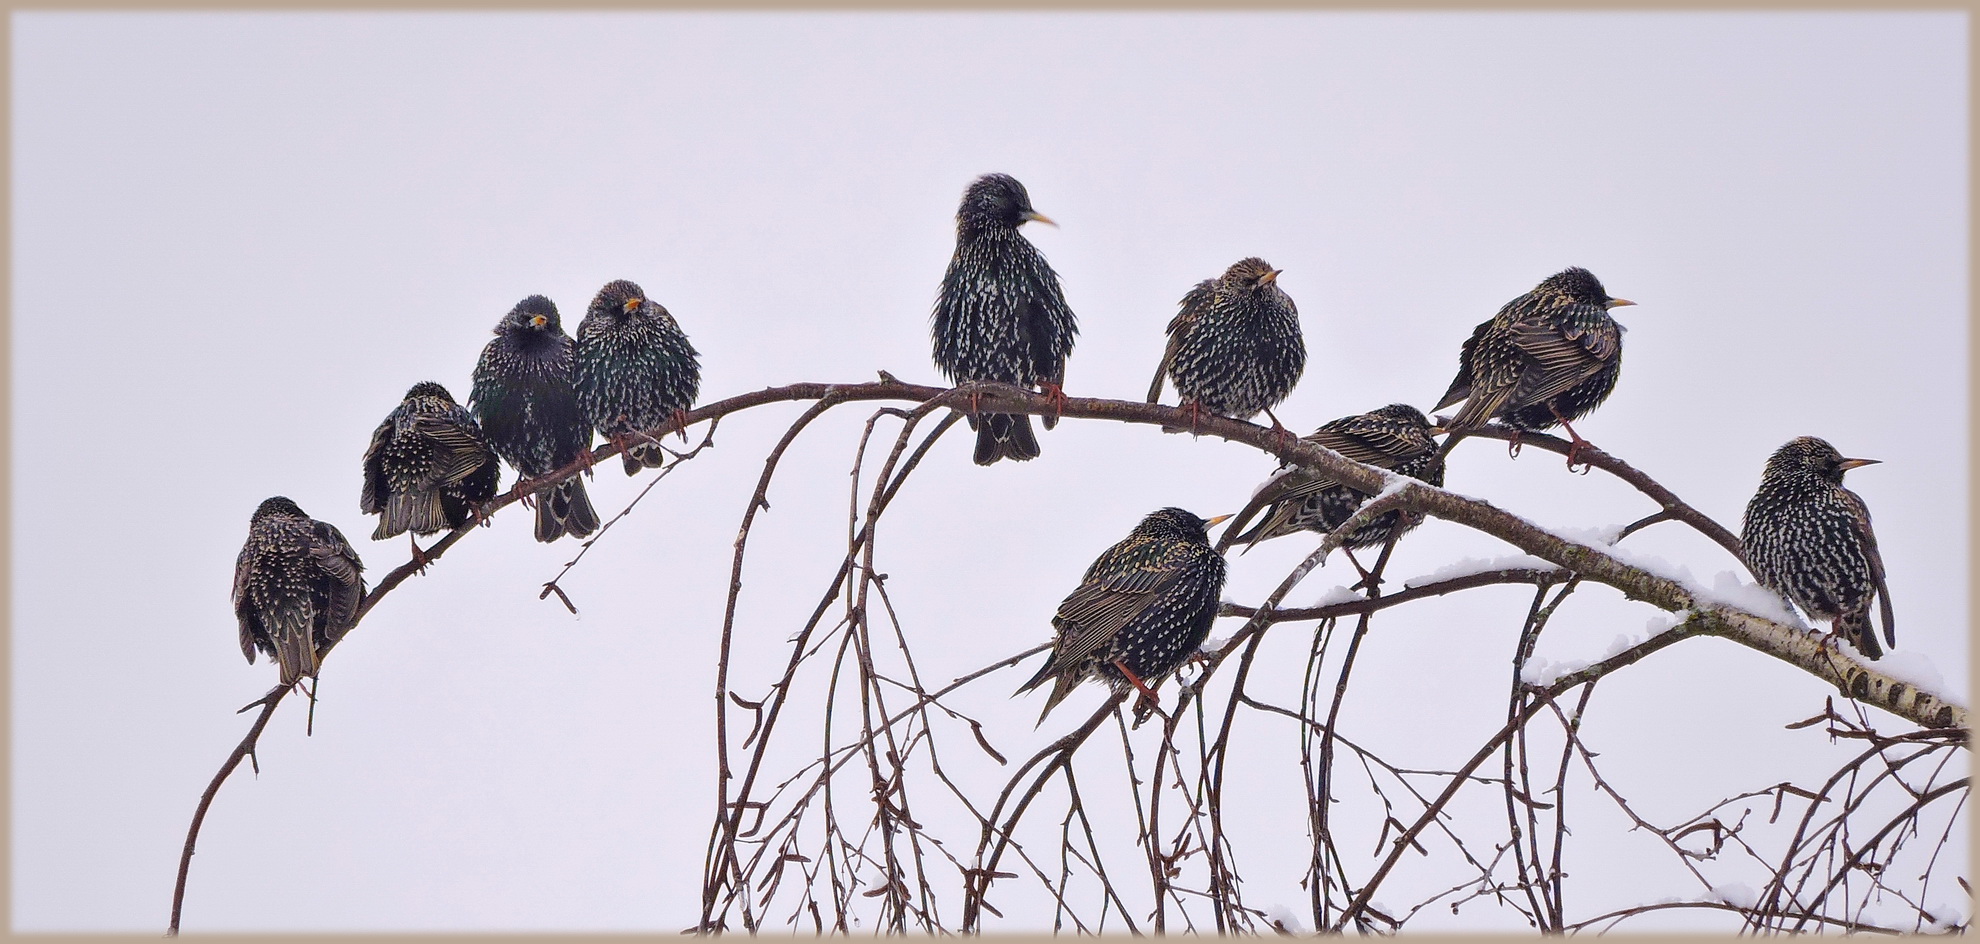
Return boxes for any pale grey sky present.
[12,10,1967,932]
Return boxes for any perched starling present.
[360,382,500,553]
[232,497,366,686]
[930,173,1079,465]
[1432,267,1635,464]
[574,279,702,475]
[1741,437,1894,660]
[1146,257,1305,430]
[1017,507,1231,723]
[470,295,600,543]
[1223,404,1445,564]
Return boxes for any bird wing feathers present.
[1042,545,1195,676]
[308,520,366,644]
[1841,488,1896,649]
[1503,305,1618,411]
[1148,281,1216,403]
[359,415,395,515]
[414,413,496,485]
[231,544,261,664]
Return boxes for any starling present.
[1741,437,1894,660]
[1017,507,1231,723]
[1432,267,1635,465]
[574,279,702,476]
[360,382,500,554]
[1146,257,1305,431]
[232,497,366,686]
[1223,404,1445,566]
[930,173,1079,465]
[470,295,600,543]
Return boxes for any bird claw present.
[1506,429,1524,459]
[672,407,693,443]
[408,534,432,575]
[1039,381,1068,423]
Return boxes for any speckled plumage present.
[1225,404,1445,551]
[1433,267,1635,433]
[574,280,702,475]
[232,497,366,686]
[1018,508,1229,723]
[361,382,500,540]
[930,173,1078,465]
[470,295,600,543]
[1146,257,1305,421]
[1742,437,1895,660]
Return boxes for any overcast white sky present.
[12,10,1968,932]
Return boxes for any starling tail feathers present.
[973,413,1040,465]
[535,478,600,543]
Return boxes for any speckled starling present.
[1146,257,1305,429]
[930,173,1079,465]
[1224,404,1445,559]
[1433,267,1635,464]
[360,382,500,552]
[233,497,366,686]
[1741,437,1894,660]
[1017,507,1231,723]
[575,279,702,476]
[470,295,600,543]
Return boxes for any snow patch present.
[1520,655,1590,687]
[1710,882,1757,910]
[1404,554,1559,588]
[1874,651,1963,707]
[1309,584,1365,607]
[1263,904,1308,933]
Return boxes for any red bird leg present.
[1262,408,1296,450]
[408,534,432,574]
[1550,406,1593,473]
[1506,428,1524,459]
[1112,659,1162,709]
[1343,548,1376,590]
[506,475,538,509]
[1185,400,1206,436]
[673,407,693,443]
[1039,381,1068,423]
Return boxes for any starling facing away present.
[1018,507,1231,724]
[233,497,366,686]
[931,173,1079,465]
[1222,404,1445,573]
[1146,257,1305,432]
[1432,267,1635,466]
[360,381,500,558]
[1741,437,1895,660]
[575,279,702,475]
[470,295,600,543]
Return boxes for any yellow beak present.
[1022,210,1058,228]
[1204,513,1234,527]
[1837,457,1881,471]
[530,315,547,327]
[1606,297,1637,309]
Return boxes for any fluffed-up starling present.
[1223,404,1445,567]
[1146,257,1305,431]
[1741,436,1895,660]
[470,295,600,543]
[1433,267,1635,465]
[233,497,366,686]
[360,382,500,553]
[574,279,702,475]
[1017,507,1231,723]
[930,173,1079,465]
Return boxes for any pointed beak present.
[1427,424,1448,437]
[1836,457,1881,471]
[1261,269,1282,284]
[1204,513,1234,528]
[1605,297,1637,309]
[529,315,548,328]
[623,299,641,314]
[1021,209,1058,228]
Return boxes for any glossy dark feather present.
[1434,267,1633,433]
[1018,508,1228,723]
[361,382,500,540]
[1742,437,1894,659]
[930,173,1078,465]
[1225,404,1445,551]
[1147,257,1305,421]
[470,295,599,542]
[232,497,366,685]
[575,279,702,475]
